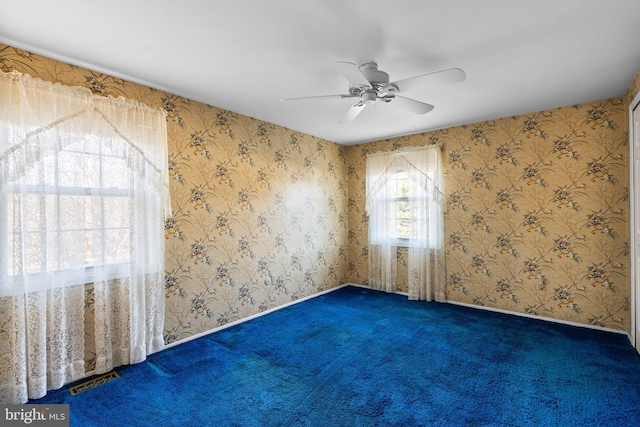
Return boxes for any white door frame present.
[630,90,640,354]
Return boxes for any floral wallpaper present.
[1,41,637,352]
[346,98,631,331]
[629,68,640,105]
[0,44,349,357]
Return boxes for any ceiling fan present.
[282,61,466,123]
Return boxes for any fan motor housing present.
[359,62,389,85]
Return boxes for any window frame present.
[4,134,134,279]
[371,169,441,249]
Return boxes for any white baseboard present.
[164,282,631,352]
[163,283,350,350]
[446,300,628,336]
[343,282,630,340]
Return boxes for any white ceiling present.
[1,0,640,146]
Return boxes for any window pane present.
[78,135,102,155]
[105,228,129,264]
[22,194,44,232]
[84,228,99,266]
[102,156,129,189]
[397,219,410,239]
[87,195,103,229]
[58,150,101,188]
[103,196,131,229]
[54,230,85,269]
[24,231,44,273]
[397,200,410,217]
[398,181,409,197]
[58,194,86,229]
[23,161,47,186]
[44,194,57,231]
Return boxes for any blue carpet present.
[32,285,640,426]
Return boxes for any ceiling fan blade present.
[392,96,435,115]
[386,68,466,93]
[338,102,367,124]
[281,94,355,101]
[334,61,371,87]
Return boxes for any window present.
[5,134,132,277]
[380,169,441,248]
[366,147,444,250]
[1,70,169,404]
[365,145,446,300]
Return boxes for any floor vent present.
[69,371,120,396]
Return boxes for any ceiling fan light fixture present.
[362,91,377,104]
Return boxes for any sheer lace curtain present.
[366,144,446,302]
[0,70,170,404]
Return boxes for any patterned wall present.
[1,43,637,341]
[629,69,640,105]
[0,44,349,349]
[346,98,631,331]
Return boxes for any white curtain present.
[366,144,446,302]
[0,70,170,404]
